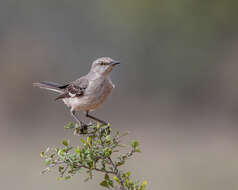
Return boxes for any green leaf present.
[87,136,92,146]
[64,146,73,152]
[58,166,64,173]
[58,149,65,156]
[129,179,133,185]
[131,140,139,149]
[115,131,120,137]
[113,176,120,185]
[50,153,55,158]
[116,160,125,166]
[126,171,131,177]
[108,180,114,188]
[104,148,112,157]
[64,122,74,129]
[40,151,44,158]
[55,147,59,153]
[135,180,140,189]
[104,173,110,180]
[105,135,111,141]
[45,159,51,166]
[125,179,129,188]
[135,147,141,152]
[65,176,71,180]
[81,138,86,144]
[62,140,69,146]
[75,146,80,154]
[139,180,147,190]
[100,180,109,188]
[87,161,94,169]
[142,180,147,187]
[57,176,63,181]
[45,147,50,153]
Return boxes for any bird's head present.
[90,57,120,76]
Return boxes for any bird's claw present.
[80,123,88,134]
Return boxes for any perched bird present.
[33,57,120,127]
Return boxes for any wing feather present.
[55,77,89,100]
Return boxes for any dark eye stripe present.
[100,62,110,65]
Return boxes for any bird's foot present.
[79,123,88,134]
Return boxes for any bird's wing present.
[55,77,89,100]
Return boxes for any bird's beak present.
[112,61,120,66]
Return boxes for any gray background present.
[1,1,238,190]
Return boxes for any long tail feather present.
[33,81,63,93]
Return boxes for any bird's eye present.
[100,62,105,66]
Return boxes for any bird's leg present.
[70,110,88,130]
[85,111,108,125]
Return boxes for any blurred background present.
[1,0,238,190]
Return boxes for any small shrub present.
[40,122,147,190]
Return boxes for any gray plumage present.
[33,57,120,125]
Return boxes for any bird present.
[33,57,120,127]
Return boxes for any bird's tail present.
[33,81,64,93]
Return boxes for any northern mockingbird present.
[33,57,120,127]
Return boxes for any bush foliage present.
[40,122,147,190]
